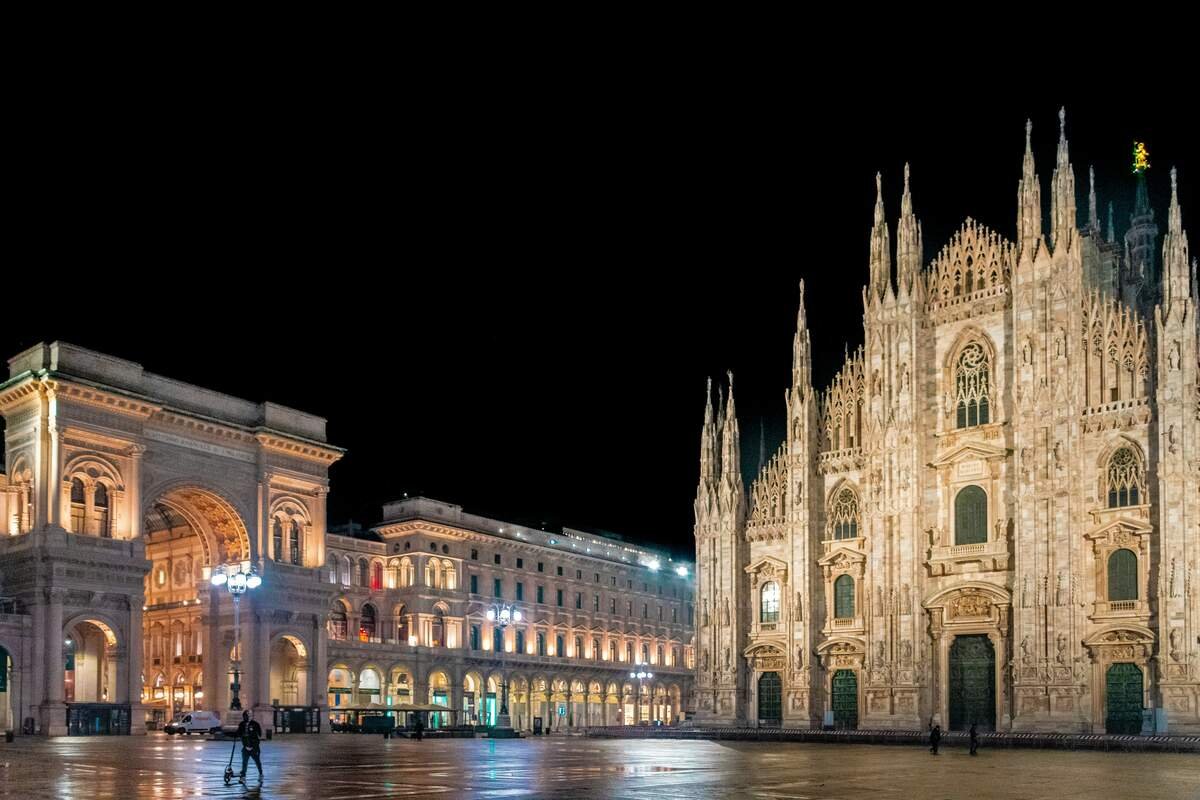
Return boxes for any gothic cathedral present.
[693,110,1200,734]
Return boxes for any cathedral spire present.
[699,377,717,486]
[719,371,743,497]
[1017,118,1043,259]
[1088,164,1100,234]
[1107,201,1116,244]
[896,162,923,297]
[1161,166,1191,318]
[868,172,893,301]
[1050,107,1076,252]
[792,280,812,391]
[1125,151,1158,307]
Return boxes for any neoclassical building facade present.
[323,498,693,732]
[693,111,1199,734]
[0,344,692,734]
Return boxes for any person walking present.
[236,710,264,784]
[929,723,941,755]
[969,722,979,756]
[413,714,424,741]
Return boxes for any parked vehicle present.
[164,710,223,735]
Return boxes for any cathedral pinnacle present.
[896,162,922,295]
[868,172,893,302]
[1051,107,1076,252]
[1017,118,1043,258]
[1088,165,1100,234]
[1161,166,1189,317]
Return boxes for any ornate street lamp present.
[486,603,522,732]
[630,670,653,725]
[210,562,262,712]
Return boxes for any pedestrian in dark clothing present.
[236,710,264,784]
[413,715,424,741]
[969,723,979,756]
[929,723,941,755]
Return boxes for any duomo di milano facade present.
[693,110,1200,734]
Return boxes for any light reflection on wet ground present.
[0,733,1196,799]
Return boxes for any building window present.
[687,605,693,625]
[494,578,502,598]
[576,569,582,580]
[471,549,478,561]
[672,607,678,623]
[537,585,544,604]
[556,589,563,607]
[954,342,991,428]
[93,483,111,537]
[657,645,664,665]
[517,558,523,569]
[575,593,582,609]
[289,520,301,565]
[610,598,617,613]
[272,519,284,562]
[609,641,617,661]
[627,601,633,616]
[70,478,86,533]
[830,488,860,540]
[470,624,480,651]
[516,630,526,654]
[327,554,338,584]
[358,559,369,587]
[556,635,565,658]
[954,485,988,545]
[760,582,780,622]
[371,562,383,591]
[611,576,617,586]
[516,582,524,601]
[537,562,544,572]
[626,642,633,663]
[594,573,600,583]
[396,608,410,643]
[359,604,377,641]
[431,611,445,648]
[537,633,546,656]
[340,556,352,586]
[470,574,478,594]
[592,637,599,659]
[593,594,600,611]
[430,542,437,552]
[834,575,855,619]
[494,553,501,565]
[442,544,449,554]
[1106,447,1145,508]
[556,566,563,576]
[1108,549,1138,601]
[642,603,648,619]
[329,606,348,640]
[493,627,503,652]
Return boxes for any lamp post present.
[210,562,262,714]
[485,603,522,732]
[630,670,653,725]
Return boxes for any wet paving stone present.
[0,733,1196,799]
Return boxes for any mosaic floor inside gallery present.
[0,734,1196,799]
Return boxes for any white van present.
[164,710,223,735]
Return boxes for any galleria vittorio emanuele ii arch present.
[0,342,342,735]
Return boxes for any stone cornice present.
[255,431,345,465]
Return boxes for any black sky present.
[4,71,1194,561]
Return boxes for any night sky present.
[4,84,1194,562]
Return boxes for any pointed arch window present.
[760,581,780,623]
[954,343,991,428]
[1106,447,1145,508]
[954,485,988,545]
[829,488,860,540]
[1107,549,1138,601]
[834,575,855,619]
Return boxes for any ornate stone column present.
[127,594,147,733]
[41,588,67,735]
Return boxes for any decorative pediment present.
[815,636,865,656]
[923,581,1010,610]
[744,556,789,584]
[929,440,1008,468]
[817,546,866,569]
[1083,624,1155,648]
[743,642,785,659]
[1083,516,1153,547]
